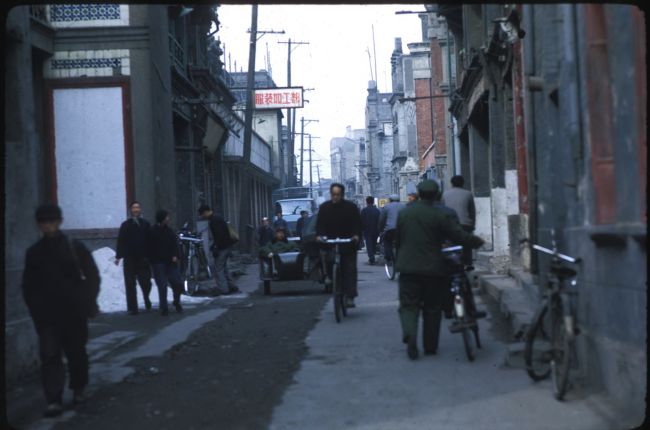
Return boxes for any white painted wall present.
[474,197,493,250]
[490,188,510,257]
[53,87,126,229]
[505,170,520,216]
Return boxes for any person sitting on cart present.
[259,227,300,276]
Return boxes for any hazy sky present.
[217,4,425,182]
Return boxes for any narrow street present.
[9,255,624,430]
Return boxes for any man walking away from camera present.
[396,180,484,360]
[360,196,380,265]
[442,175,477,266]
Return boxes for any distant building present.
[365,81,394,198]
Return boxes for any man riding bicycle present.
[378,194,406,263]
[316,183,362,308]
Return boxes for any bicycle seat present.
[550,264,577,279]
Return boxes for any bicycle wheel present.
[384,258,395,280]
[332,263,342,323]
[461,317,477,361]
[551,304,572,400]
[524,304,552,381]
[186,254,200,295]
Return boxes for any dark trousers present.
[383,230,396,261]
[325,249,358,298]
[152,263,183,311]
[36,317,89,404]
[399,274,446,352]
[123,256,152,312]
[461,225,475,266]
[364,232,378,262]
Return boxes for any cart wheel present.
[263,280,271,295]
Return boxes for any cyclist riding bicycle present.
[316,183,362,308]
[378,194,406,263]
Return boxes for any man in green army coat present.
[395,180,484,360]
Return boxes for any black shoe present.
[161,308,169,316]
[407,337,419,360]
[43,402,63,418]
[144,298,152,310]
[424,349,437,356]
[473,310,487,319]
[402,335,408,344]
[174,302,183,313]
[73,389,88,405]
[228,287,241,294]
[127,310,138,316]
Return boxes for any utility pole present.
[279,39,309,186]
[309,134,313,190]
[299,117,319,185]
[239,4,258,251]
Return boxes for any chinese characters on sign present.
[254,87,304,109]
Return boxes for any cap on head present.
[198,204,211,215]
[417,179,440,196]
[155,209,169,224]
[35,204,62,222]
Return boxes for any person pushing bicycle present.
[395,180,484,360]
[315,183,362,308]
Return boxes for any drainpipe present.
[522,5,538,274]
[562,4,584,227]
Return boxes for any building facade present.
[436,4,647,418]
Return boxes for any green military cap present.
[417,179,439,194]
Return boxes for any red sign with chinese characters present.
[254,87,304,109]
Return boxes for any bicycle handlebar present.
[531,244,580,264]
[442,245,463,253]
[322,237,354,244]
[179,235,203,243]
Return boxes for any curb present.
[471,266,538,342]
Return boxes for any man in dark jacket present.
[273,210,289,232]
[22,204,100,417]
[199,205,239,295]
[115,201,152,314]
[316,183,363,307]
[396,180,484,360]
[257,217,274,247]
[147,210,183,315]
[442,175,477,265]
[360,196,381,265]
[295,210,309,238]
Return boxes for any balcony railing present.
[29,5,49,26]
[169,33,186,72]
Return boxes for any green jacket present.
[395,200,483,276]
[259,240,300,257]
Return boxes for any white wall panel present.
[53,87,127,229]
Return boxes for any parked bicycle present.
[522,232,581,400]
[442,245,486,361]
[320,237,354,323]
[178,223,212,295]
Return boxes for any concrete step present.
[478,272,537,341]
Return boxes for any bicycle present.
[522,233,581,400]
[321,237,354,323]
[377,233,397,280]
[178,225,212,296]
[443,245,485,361]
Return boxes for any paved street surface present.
[8,254,628,430]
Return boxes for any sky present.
[217,4,425,182]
